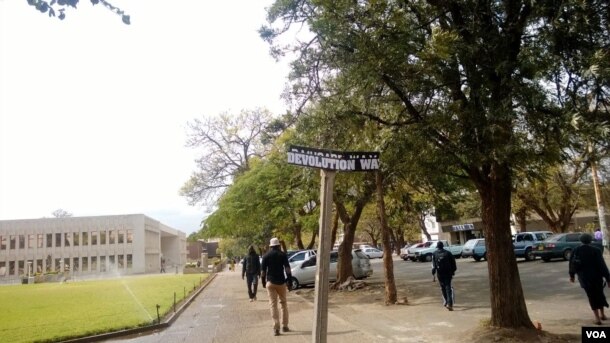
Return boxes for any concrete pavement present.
[112,257,593,343]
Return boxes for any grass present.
[0,273,209,343]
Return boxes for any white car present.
[289,249,372,289]
[362,247,383,259]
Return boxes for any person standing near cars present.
[432,241,457,311]
[569,233,610,325]
[242,245,261,302]
[261,237,292,336]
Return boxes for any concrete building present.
[0,214,186,282]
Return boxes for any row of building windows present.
[0,230,134,251]
[0,254,133,277]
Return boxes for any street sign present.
[287,145,380,171]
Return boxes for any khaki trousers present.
[266,281,289,330]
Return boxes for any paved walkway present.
[113,258,594,343]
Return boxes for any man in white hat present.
[260,237,292,336]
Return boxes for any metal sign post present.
[286,145,379,343]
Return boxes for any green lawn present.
[0,274,209,343]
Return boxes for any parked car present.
[405,242,432,261]
[413,240,463,262]
[362,247,383,259]
[461,238,487,261]
[400,243,421,260]
[513,231,553,261]
[289,249,372,289]
[288,249,317,267]
[533,232,604,262]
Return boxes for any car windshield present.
[463,239,478,249]
[423,242,433,247]
[545,234,564,242]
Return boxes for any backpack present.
[435,250,452,274]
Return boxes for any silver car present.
[289,249,372,289]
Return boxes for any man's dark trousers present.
[246,273,258,299]
[438,274,454,307]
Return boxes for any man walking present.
[242,245,261,302]
[432,241,457,311]
[261,237,292,336]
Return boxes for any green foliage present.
[0,274,208,342]
[27,0,130,24]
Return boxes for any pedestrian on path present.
[569,233,610,325]
[261,237,292,336]
[432,241,457,311]
[242,244,261,302]
[595,228,603,241]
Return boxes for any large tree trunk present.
[330,209,339,249]
[333,199,368,287]
[476,163,534,329]
[390,227,405,256]
[376,172,398,304]
[419,214,432,241]
[292,221,305,249]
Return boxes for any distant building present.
[0,214,186,282]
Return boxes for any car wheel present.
[524,248,535,261]
[473,256,482,262]
[542,257,551,262]
[563,249,572,261]
[425,254,433,262]
[366,255,371,259]
[290,277,300,290]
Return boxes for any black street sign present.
[287,145,380,171]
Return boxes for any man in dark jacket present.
[242,245,261,302]
[261,237,292,336]
[432,241,457,311]
[569,233,610,325]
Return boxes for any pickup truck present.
[513,231,553,261]
[413,240,463,262]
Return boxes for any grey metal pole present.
[312,169,335,343]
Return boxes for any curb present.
[60,273,218,343]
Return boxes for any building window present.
[100,231,107,245]
[127,254,132,268]
[100,256,106,272]
[36,259,42,274]
[109,230,116,245]
[64,233,71,247]
[19,235,25,249]
[64,258,70,271]
[28,234,35,249]
[0,261,5,276]
[45,255,52,272]
[109,255,115,269]
[18,260,24,276]
[118,254,124,269]
[73,233,79,246]
[82,257,88,272]
[127,230,133,244]
[91,256,97,272]
[10,236,16,250]
[54,258,61,272]
[0,236,6,250]
[118,230,125,244]
[55,233,62,248]
[72,257,79,272]
[91,231,98,245]
[82,232,89,246]
[46,234,53,248]
[9,261,15,276]
[37,234,44,249]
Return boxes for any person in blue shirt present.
[261,237,292,336]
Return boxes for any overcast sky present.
[0,0,290,235]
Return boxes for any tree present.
[262,0,609,329]
[181,108,274,207]
[27,0,130,24]
[52,209,72,218]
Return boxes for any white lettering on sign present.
[287,146,380,172]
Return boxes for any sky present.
[0,0,290,235]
